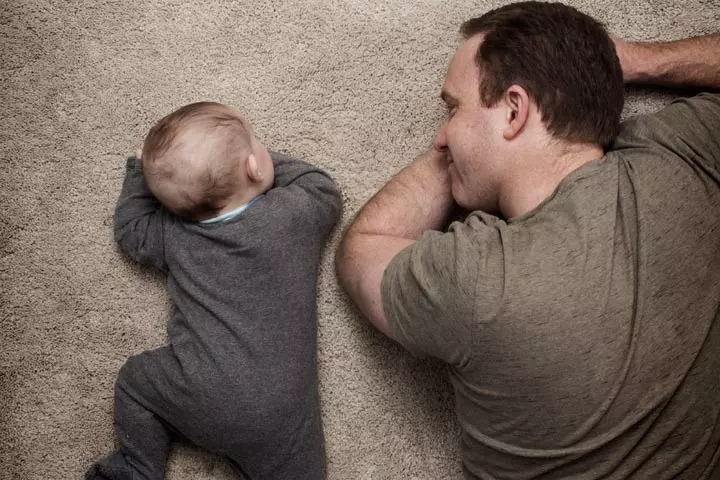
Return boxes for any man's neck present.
[498,142,604,219]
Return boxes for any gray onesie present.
[87,152,342,480]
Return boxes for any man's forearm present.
[337,148,454,295]
[346,148,454,239]
[613,34,720,89]
[335,148,455,338]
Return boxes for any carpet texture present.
[1,1,718,478]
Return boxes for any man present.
[336,2,720,479]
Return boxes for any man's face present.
[435,34,508,213]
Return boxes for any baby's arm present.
[271,151,343,236]
[113,156,167,272]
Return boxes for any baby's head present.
[141,102,274,221]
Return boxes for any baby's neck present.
[215,186,267,217]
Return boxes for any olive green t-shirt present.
[382,94,720,479]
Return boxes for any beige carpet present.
[1,1,718,478]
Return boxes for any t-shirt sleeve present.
[380,217,505,366]
[613,93,720,174]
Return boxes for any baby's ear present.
[246,154,264,182]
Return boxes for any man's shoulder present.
[613,93,720,154]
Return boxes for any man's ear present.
[502,85,530,140]
[246,153,264,183]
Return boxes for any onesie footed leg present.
[86,382,172,480]
[85,452,133,480]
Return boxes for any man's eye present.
[447,106,457,117]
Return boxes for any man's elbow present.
[335,235,390,336]
[336,227,378,303]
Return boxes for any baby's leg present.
[87,352,176,480]
[86,383,172,480]
[227,405,326,480]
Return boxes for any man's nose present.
[434,124,448,152]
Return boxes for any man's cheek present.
[448,164,467,203]
[448,162,459,182]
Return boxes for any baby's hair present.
[142,102,252,220]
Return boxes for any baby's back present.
[114,153,341,478]
[160,156,340,409]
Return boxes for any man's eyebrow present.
[440,90,458,105]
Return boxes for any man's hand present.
[612,34,720,90]
[336,148,455,339]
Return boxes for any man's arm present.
[613,34,720,89]
[336,149,454,338]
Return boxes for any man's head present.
[141,102,274,221]
[435,1,624,213]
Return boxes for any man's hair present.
[461,1,624,148]
[142,101,250,220]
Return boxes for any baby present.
[87,102,342,480]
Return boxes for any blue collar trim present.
[199,195,263,224]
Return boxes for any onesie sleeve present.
[381,217,505,366]
[270,151,342,237]
[113,156,167,272]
